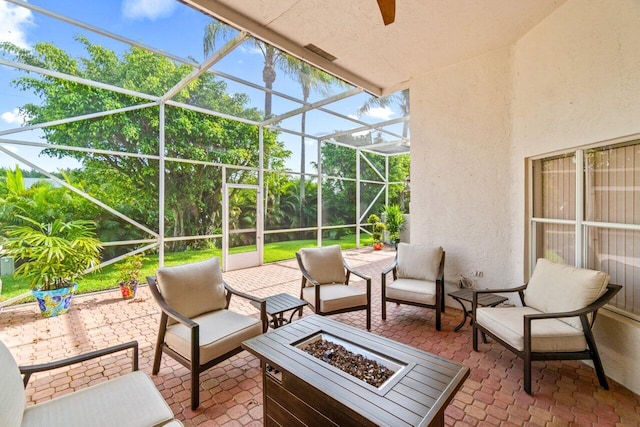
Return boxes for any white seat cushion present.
[476,306,588,352]
[165,309,262,364]
[302,284,367,313]
[524,258,609,330]
[0,340,26,427]
[386,278,437,305]
[21,371,175,427]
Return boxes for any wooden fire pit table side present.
[242,315,470,427]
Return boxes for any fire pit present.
[242,315,469,427]
[296,332,403,390]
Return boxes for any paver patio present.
[1,247,639,426]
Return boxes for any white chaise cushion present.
[299,245,347,285]
[21,371,175,427]
[302,284,367,312]
[156,257,227,324]
[476,306,588,352]
[165,309,262,364]
[385,278,437,305]
[0,340,25,427]
[396,243,443,282]
[524,258,609,330]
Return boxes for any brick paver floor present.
[1,246,639,426]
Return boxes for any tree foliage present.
[2,38,289,247]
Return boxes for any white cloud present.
[122,0,177,21]
[0,2,35,49]
[364,106,395,121]
[240,44,262,56]
[1,108,28,126]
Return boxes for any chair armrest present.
[382,260,397,277]
[147,276,199,328]
[225,282,268,333]
[471,284,527,318]
[472,284,528,295]
[344,261,371,282]
[19,341,138,388]
[155,293,199,328]
[297,259,320,287]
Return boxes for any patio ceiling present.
[183,0,567,97]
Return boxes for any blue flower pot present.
[32,283,78,317]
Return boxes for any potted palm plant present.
[383,204,405,247]
[2,216,102,317]
[367,214,386,250]
[117,254,144,300]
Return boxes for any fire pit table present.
[242,315,469,427]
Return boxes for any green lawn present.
[0,235,373,304]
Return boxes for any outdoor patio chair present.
[0,340,182,427]
[381,243,445,330]
[147,257,267,410]
[296,245,372,330]
[472,258,622,394]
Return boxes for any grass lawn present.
[0,235,373,304]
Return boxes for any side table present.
[449,288,507,337]
[252,293,308,329]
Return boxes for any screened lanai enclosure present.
[0,0,410,282]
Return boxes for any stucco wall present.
[410,47,515,292]
[410,0,640,394]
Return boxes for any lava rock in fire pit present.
[302,339,395,388]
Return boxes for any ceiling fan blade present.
[377,0,396,25]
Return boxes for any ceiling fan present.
[377,0,396,25]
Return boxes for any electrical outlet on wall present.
[470,270,483,277]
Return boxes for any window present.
[531,138,640,319]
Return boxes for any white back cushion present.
[156,257,227,322]
[299,245,347,285]
[0,340,26,427]
[397,243,443,282]
[524,258,610,329]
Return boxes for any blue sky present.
[0,0,402,172]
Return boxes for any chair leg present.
[191,367,200,410]
[152,345,162,375]
[435,304,442,331]
[366,306,371,330]
[382,299,387,320]
[584,329,610,390]
[152,321,167,375]
[524,353,532,395]
[472,323,479,351]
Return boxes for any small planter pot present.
[32,283,78,317]
[373,242,384,250]
[119,281,138,300]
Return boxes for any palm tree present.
[278,56,335,230]
[204,22,284,118]
[359,89,410,137]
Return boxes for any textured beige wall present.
[410,46,516,290]
[410,0,640,394]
